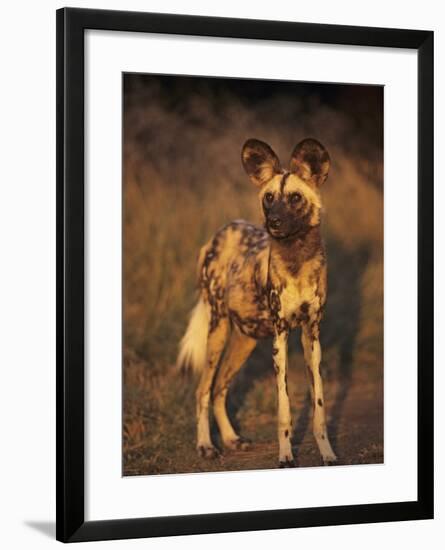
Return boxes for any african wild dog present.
[177,138,337,467]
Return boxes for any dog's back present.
[199,220,273,339]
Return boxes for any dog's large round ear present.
[289,138,330,187]
[241,139,281,187]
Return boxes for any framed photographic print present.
[56,7,434,542]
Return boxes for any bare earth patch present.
[123,351,383,476]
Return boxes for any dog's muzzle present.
[268,217,282,230]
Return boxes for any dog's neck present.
[269,224,323,279]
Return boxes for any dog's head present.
[241,138,330,240]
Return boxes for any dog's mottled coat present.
[177,138,337,467]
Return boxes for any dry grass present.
[122,75,384,475]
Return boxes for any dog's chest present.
[280,280,317,326]
[273,262,323,328]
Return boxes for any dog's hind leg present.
[213,327,257,450]
[196,318,229,459]
[301,323,337,465]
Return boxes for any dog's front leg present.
[301,323,337,465]
[273,330,295,467]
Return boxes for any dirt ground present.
[123,346,383,476]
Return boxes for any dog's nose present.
[269,217,282,229]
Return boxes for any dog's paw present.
[279,458,297,468]
[197,445,221,460]
[322,454,338,466]
[225,436,252,451]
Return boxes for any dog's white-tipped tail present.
[176,297,209,374]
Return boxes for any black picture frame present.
[56,7,434,543]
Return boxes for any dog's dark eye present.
[264,193,274,203]
[290,192,302,205]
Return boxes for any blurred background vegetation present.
[123,74,383,475]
